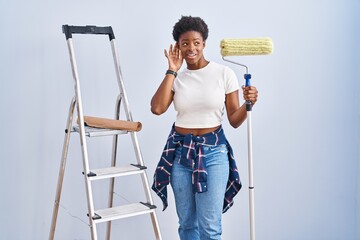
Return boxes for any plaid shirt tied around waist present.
[152,125,242,213]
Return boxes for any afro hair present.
[172,16,209,42]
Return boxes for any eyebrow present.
[180,38,202,42]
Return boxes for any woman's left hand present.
[241,86,258,105]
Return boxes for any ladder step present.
[93,202,156,224]
[72,125,128,137]
[88,164,147,180]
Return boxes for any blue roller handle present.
[244,74,252,111]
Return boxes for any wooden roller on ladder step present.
[76,116,142,132]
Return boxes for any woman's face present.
[177,31,206,69]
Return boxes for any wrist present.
[166,69,177,78]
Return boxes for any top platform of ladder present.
[62,25,115,40]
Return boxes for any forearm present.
[227,85,258,128]
[150,74,175,115]
[228,103,248,128]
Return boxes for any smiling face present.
[177,31,208,70]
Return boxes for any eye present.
[182,42,188,46]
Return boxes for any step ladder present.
[49,25,162,240]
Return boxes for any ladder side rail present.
[66,38,98,240]
[110,40,134,122]
[110,38,162,240]
[110,40,145,165]
[149,212,163,240]
[110,39,153,197]
[134,140,163,240]
[106,94,122,240]
[49,97,76,240]
[132,132,154,201]
[110,40,157,200]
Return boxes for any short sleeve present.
[225,67,239,94]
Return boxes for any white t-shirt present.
[172,61,239,128]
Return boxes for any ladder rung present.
[88,164,146,180]
[93,202,156,223]
[72,126,128,137]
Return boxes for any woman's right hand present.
[164,44,183,72]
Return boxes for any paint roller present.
[220,37,273,240]
[221,38,273,107]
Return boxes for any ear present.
[203,41,206,48]
[175,42,179,48]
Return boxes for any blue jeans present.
[170,144,229,240]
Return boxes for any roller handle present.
[244,74,252,111]
[62,25,115,41]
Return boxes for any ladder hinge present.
[82,171,97,177]
[130,164,147,170]
[140,202,157,210]
[87,213,102,220]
